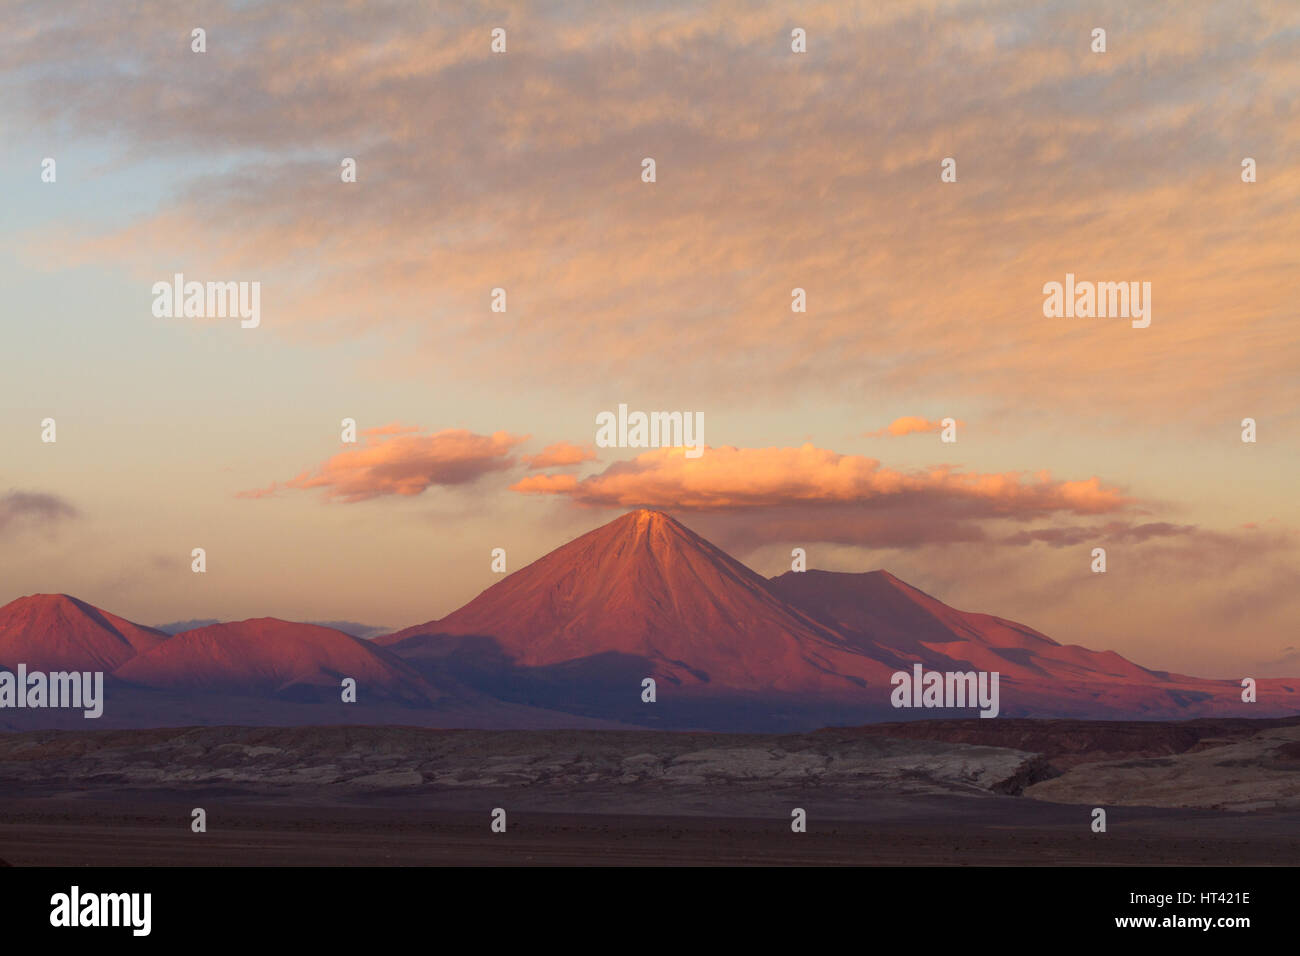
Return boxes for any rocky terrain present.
[836,715,1300,769]
[1025,721,1300,811]
[4,716,1299,811]
[0,725,1042,800]
[3,719,1299,865]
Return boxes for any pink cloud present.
[240,426,528,503]
[512,473,580,494]
[511,443,1131,516]
[999,521,1198,547]
[360,423,422,438]
[522,441,598,469]
[864,416,957,438]
[13,0,1298,433]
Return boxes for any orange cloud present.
[360,423,421,438]
[241,427,527,503]
[522,441,598,469]
[17,0,1299,430]
[512,473,580,494]
[511,443,1131,516]
[865,416,960,438]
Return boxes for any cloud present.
[864,416,956,438]
[0,491,80,537]
[1000,521,1198,547]
[9,0,1299,427]
[241,426,527,503]
[690,506,998,551]
[359,423,422,438]
[513,443,1132,547]
[512,472,580,495]
[522,441,598,469]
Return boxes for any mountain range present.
[1,510,1294,731]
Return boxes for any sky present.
[1,0,1297,677]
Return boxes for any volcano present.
[381,509,895,694]
[378,510,1300,728]
[114,618,440,705]
[766,569,1161,683]
[0,593,167,671]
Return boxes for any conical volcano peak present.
[378,505,889,693]
[598,509,697,554]
[618,508,677,530]
[10,592,94,613]
[0,591,168,671]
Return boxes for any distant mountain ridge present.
[1,510,1296,730]
[154,619,390,638]
[114,618,436,705]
